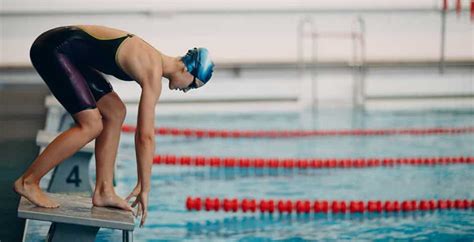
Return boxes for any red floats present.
[438,200,450,209]
[209,157,221,167]
[153,154,474,169]
[384,201,400,212]
[268,159,280,168]
[296,160,309,169]
[282,159,295,169]
[419,200,432,211]
[367,200,382,213]
[186,197,203,211]
[238,158,251,168]
[296,200,311,213]
[241,199,257,213]
[222,198,239,212]
[471,0,474,21]
[204,197,220,211]
[350,201,365,213]
[164,155,176,165]
[194,156,206,166]
[121,125,136,132]
[254,159,265,168]
[331,201,347,213]
[401,200,417,212]
[259,200,275,213]
[310,160,322,168]
[179,156,191,165]
[187,197,473,214]
[454,199,470,209]
[313,200,329,213]
[152,155,162,164]
[223,158,236,167]
[277,200,293,213]
[123,125,474,137]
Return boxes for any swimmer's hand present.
[125,183,149,228]
[125,183,141,203]
[133,191,148,228]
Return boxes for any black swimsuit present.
[30,26,134,115]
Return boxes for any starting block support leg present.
[46,223,99,242]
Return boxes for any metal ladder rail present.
[351,17,366,110]
[297,16,366,110]
[297,17,317,110]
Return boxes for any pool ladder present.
[297,16,366,110]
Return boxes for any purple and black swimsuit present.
[30,26,134,115]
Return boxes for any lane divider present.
[153,155,474,168]
[121,125,474,138]
[186,197,474,214]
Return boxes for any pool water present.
[27,108,474,241]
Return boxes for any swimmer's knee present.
[79,117,104,138]
[73,109,104,137]
[116,103,127,123]
[104,102,126,124]
[97,92,127,124]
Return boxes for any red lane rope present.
[153,155,474,168]
[121,125,474,138]
[186,197,474,214]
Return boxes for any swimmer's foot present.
[13,177,60,208]
[92,189,134,215]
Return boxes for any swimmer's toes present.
[44,198,60,208]
[48,202,60,208]
[118,200,133,212]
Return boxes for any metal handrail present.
[297,16,366,110]
[297,16,317,109]
[352,16,366,110]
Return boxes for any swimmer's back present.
[75,25,162,85]
[75,25,130,40]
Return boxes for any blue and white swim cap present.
[181,47,215,86]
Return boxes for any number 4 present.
[66,165,82,187]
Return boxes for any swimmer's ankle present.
[94,182,116,196]
[21,175,40,186]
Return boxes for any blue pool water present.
[27,109,474,241]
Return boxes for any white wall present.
[1,0,473,112]
[1,0,473,64]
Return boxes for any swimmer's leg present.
[91,91,133,213]
[14,109,104,208]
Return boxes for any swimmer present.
[13,25,214,227]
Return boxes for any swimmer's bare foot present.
[92,189,134,215]
[13,177,60,208]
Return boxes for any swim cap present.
[181,47,215,86]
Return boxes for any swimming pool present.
[26,108,474,241]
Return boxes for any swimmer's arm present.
[134,78,162,192]
[120,41,162,191]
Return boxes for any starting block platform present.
[18,193,134,242]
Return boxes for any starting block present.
[18,193,134,242]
